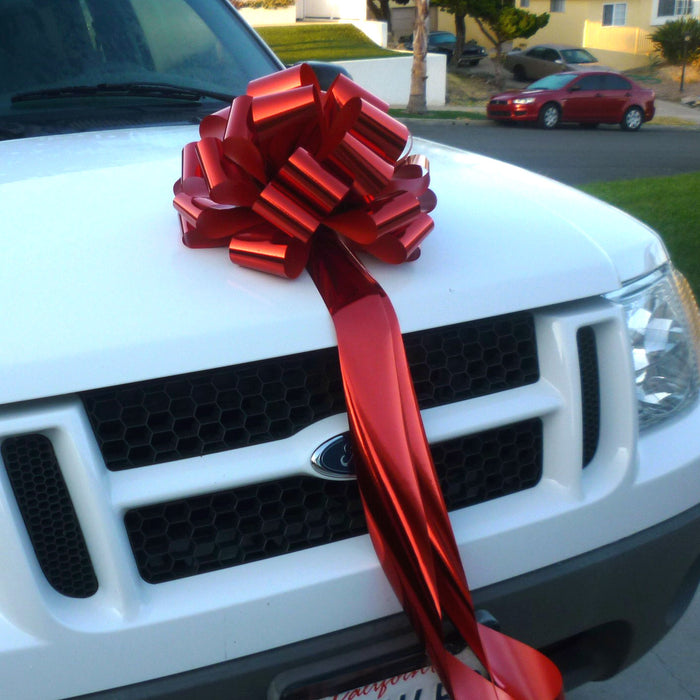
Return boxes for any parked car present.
[487,71,656,129]
[1,1,699,699]
[505,44,603,81]
[405,31,489,66]
[291,60,352,90]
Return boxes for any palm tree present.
[408,0,430,113]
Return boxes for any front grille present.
[125,419,542,583]
[82,313,539,471]
[1,434,98,598]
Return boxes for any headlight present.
[607,265,700,430]
[513,97,536,105]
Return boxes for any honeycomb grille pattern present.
[1,434,98,598]
[82,313,539,471]
[125,419,542,583]
[578,327,600,467]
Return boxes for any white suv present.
[1,2,699,699]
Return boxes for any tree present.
[408,0,431,113]
[432,0,470,67]
[650,17,700,66]
[435,0,549,83]
[366,0,410,37]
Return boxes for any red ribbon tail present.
[307,231,564,700]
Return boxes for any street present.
[404,118,700,699]
[406,119,700,185]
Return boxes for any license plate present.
[318,648,481,700]
[319,667,448,700]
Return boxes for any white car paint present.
[0,128,666,404]
[0,125,696,700]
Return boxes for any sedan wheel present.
[621,106,644,131]
[513,65,526,81]
[538,103,560,129]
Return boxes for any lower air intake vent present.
[125,419,542,584]
[1,434,98,598]
[578,327,600,467]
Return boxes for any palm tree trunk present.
[407,0,430,113]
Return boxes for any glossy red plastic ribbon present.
[174,64,434,278]
[173,65,564,700]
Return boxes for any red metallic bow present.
[174,63,435,277]
[173,64,564,700]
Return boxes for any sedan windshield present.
[560,49,598,64]
[1,0,282,138]
[525,74,578,91]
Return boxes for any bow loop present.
[173,64,433,279]
[246,62,319,97]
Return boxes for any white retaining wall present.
[350,20,387,48]
[238,6,296,26]
[333,54,447,107]
[298,0,366,20]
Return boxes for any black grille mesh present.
[125,419,542,584]
[82,313,539,471]
[1,434,98,598]
[578,327,600,467]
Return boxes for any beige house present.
[239,0,698,72]
[432,0,700,71]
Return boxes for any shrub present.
[650,17,700,65]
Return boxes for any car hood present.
[491,89,550,100]
[0,126,667,403]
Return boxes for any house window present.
[550,0,565,11]
[657,0,692,17]
[521,0,530,7]
[602,2,627,25]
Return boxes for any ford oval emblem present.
[311,433,356,480]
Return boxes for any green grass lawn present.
[580,172,700,293]
[389,108,488,120]
[257,23,400,64]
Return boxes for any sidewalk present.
[654,98,700,124]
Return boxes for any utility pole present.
[680,32,690,93]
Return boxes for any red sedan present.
[487,71,655,130]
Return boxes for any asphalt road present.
[406,119,700,186]
[404,119,700,699]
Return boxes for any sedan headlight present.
[607,265,700,430]
[513,97,536,105]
